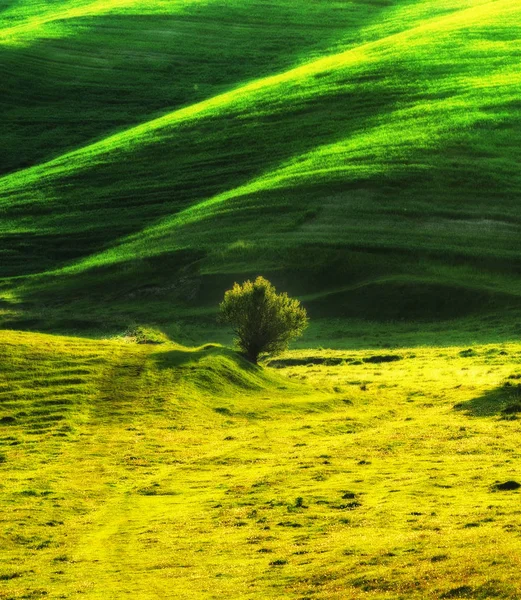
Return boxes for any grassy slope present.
[1,0,521,340]
[0,0,387,175]
[3,330,521,598]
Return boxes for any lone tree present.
[219,276,308,364]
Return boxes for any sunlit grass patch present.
[2,332,521,597]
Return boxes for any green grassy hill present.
[1,0,521,341]
[4,4,521,596]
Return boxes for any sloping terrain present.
[2,331,521,598]
[1,0,388,174]
[2,4,521,596]
[1,0,521,339]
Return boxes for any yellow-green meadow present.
[2,331,521,598]
[2,0,521,596]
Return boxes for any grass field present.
[2,1,521,597]
[2,330,521,599]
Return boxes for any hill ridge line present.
[0,0,509,199]
[0,0,147,41]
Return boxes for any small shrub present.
[431,554,448,562]
[52,555,69,563]
[125,325,169,345]
[363,354,402,364]
[334,501,361,510]
[219,276,308,364]
[341,491,357,500]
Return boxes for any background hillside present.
[1,0,521,344]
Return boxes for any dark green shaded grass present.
[0,0,386,175]
[1,0,521,339]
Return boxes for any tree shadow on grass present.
[151,344,260,373]
[150,345,274,397]
[454,381,521,418]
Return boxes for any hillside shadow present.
[1,2,391,176]
[454,381,521,417]
[151,344,260,374]
[149,344,278,397]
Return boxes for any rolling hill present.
[1,0,521,343]
[4,4,521,597]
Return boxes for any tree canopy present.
[219,276,308,364]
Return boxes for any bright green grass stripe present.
[1,1,386,176]
[1,0,516,199]
[0,0,209,45]
[58,70,521,273]
[270,82,521,181]
[0,45,372,196]
[0,0,496,44]
[55,182,272,272]
[0,0,142,40]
